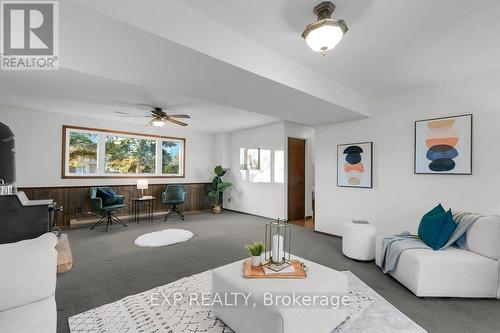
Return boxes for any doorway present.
[287,137,306,223]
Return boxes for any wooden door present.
[287,138,305,221]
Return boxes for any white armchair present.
[0,233,58,332]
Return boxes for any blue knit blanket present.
[380,212,484,273]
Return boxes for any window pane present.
[105,136,156,174]
[240,148,247,170]
[247,148,260,170]
[162,140,182,174]
[249,149,271,183]
[69,132,98,174]
[274,150,284,183]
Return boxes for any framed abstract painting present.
[337,142,373,188]
[414,114,472,175]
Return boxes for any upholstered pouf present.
[342,221,377,261]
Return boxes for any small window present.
[240,148,247,170]
[68,131,98,175]
[274,150,284,183]
[240,148,260,170]
[162,140,183,176]
[249,149,271,183]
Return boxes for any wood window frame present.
[61,125,186,179]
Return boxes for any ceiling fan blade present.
[134,103,156,109]
[167,114,191,119]
[145,119,155,127]
[115,110,151,118]
[165,118,188,127]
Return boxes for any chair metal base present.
[90,211,127,231]
[163,205,184,221]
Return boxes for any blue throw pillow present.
[418,207,457,250]
[425,203,446,217]
[96,188,117,206]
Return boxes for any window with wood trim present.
[62,126,185,178]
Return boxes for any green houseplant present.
[245,241,265,267]
[208,165,232,214]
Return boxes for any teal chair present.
[162,185,186,221]
[89,187,127,231]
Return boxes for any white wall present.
[284,122,315,217]
[220,121,315,220]
[0,105,216,187]
[315,71,500,237]
[222,122,286,219]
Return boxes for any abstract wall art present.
[337,142,373,188]
[414,114,472,174]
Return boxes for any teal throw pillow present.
[418,206,456,250]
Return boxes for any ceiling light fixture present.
[152,119,165,127]
[302,1,348,55]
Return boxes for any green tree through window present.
[105,136,156,174]
[162,140,180,174]
[69,132,97,174]
[65,127,184,177]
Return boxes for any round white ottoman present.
[342,221,377,261]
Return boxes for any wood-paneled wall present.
[18,183,212,227]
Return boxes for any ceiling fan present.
[115,105,191,127]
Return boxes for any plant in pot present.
[208,165,232,214]
[245,241,265,267]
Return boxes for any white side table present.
[342,221,377,261]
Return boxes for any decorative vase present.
[251,255,262,267]
[212,205,222,214]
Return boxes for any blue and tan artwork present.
[337,142,372,188]
[415,115,472,174]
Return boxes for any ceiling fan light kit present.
[115,105,190,127]
[302,1,348,55]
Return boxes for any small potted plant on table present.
[245,241,265,267]
[208,165,232,214]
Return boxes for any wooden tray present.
[242,259,307,279]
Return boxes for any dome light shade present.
[302,2,348,55]
[152,119,165,127]
[302,19,347,54]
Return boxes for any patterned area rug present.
[69,270,427,333]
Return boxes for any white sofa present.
[375,214,500,298]
[0,233,58,332]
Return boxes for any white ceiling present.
[2,0,499,132]
[68,0,369,124]
[0,69,279,133]
[181,0,500,97]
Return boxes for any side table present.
[132,197,155,223]
[342,220,377,261]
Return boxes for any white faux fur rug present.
[134,229,193,247]
[69,270,427,333]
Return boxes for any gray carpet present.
[56,211,500,333]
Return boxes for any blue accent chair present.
[162,185,187,221]
[89,187,127,231]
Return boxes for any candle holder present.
[263,218,291,272]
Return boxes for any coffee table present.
[212,254,348,333]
